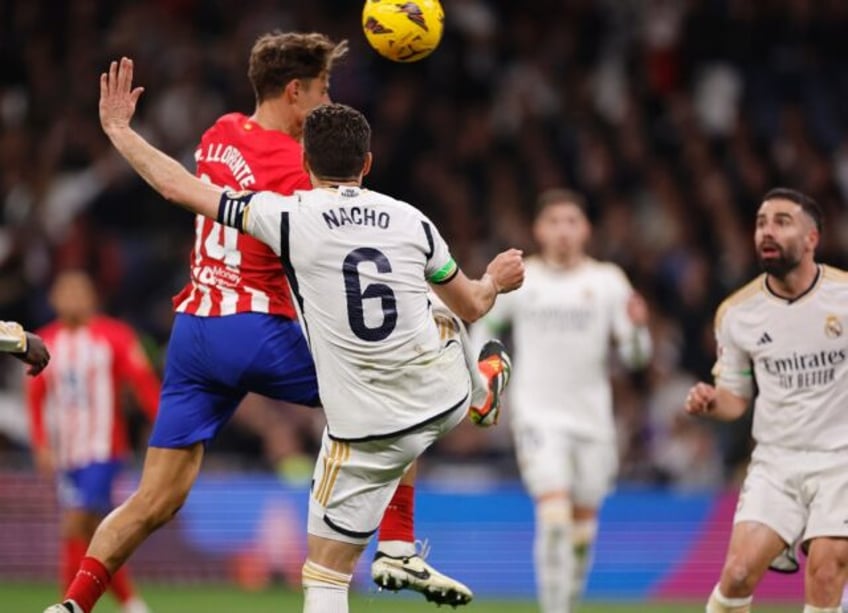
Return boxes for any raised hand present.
[99,57,145,136]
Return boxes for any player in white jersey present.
[92,58,523,613]
[474,189,651,613]
[685,188,848,613]
[0,320,50,375]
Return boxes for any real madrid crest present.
[825,315,843,339]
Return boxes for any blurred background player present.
[0,320,50,375]
[89,56,523,611]
[473,189,652,612]
[685,188,848,613]
[27,270,159,613]
[54,34,470,613]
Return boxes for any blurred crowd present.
[1,0,847,488]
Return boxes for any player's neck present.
[250,103,301,140]
[766,260,820,300]
[312,178,362,189]
[542,252,585,271]
[60,316,92,329]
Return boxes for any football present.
[362,0,445,62]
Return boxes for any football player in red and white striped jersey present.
[28,270,159,613]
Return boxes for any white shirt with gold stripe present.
[713,265,848,451]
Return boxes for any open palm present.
[99,56,144,135]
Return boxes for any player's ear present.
[807,225,820,253]
[361,152,373,178]
[302,151,311,176]
[284,78,301,102]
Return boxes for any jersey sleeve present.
[712,307,754,399]
[113,324,161,423]
[217,190,293,255]
[0,320,27,353]
[421,219,458,284]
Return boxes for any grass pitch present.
[0,582,804,612]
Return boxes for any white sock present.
[706,584,752,613]
[572,518,598,600]
[122,598,150,613]
[377,540,415,558]
[302,559,351,613]
[802,606,843,613]
[535,498,574,613]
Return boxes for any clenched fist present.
[486,248,525,294]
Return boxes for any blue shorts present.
[149,313,320,448]
[57,460,123,513]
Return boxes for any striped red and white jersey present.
[26,316,160,470]
[173,113,311,318]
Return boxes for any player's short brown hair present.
[248,32,348,103]
[535,188,588,217]
[762,187,823,233]
[304,104,370,180]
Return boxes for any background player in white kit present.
[474,189,651,613]
[89,58,524,613]
[685,188,848,613]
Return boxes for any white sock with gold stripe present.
[706,584,752,612]
[302,559,351,613]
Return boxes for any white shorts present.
[308,402,467,545]
[735,444,848,545]
[512,422,618,507]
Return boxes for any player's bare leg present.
[804,537,848,611]
[372,462,473,606]
[571,504,599,603]
[46,444,204,613]
[706,521,785,612]
[534,491,574,613]
[60,510,150,613]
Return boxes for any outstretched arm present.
[99,57,222,218]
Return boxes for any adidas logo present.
[757,332,773,346]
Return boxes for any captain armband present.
[217,191,255,230]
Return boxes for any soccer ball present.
[362,0,445,62]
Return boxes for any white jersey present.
[713,265,848,451]
[477,256,651,441]
[218,186,470,441]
